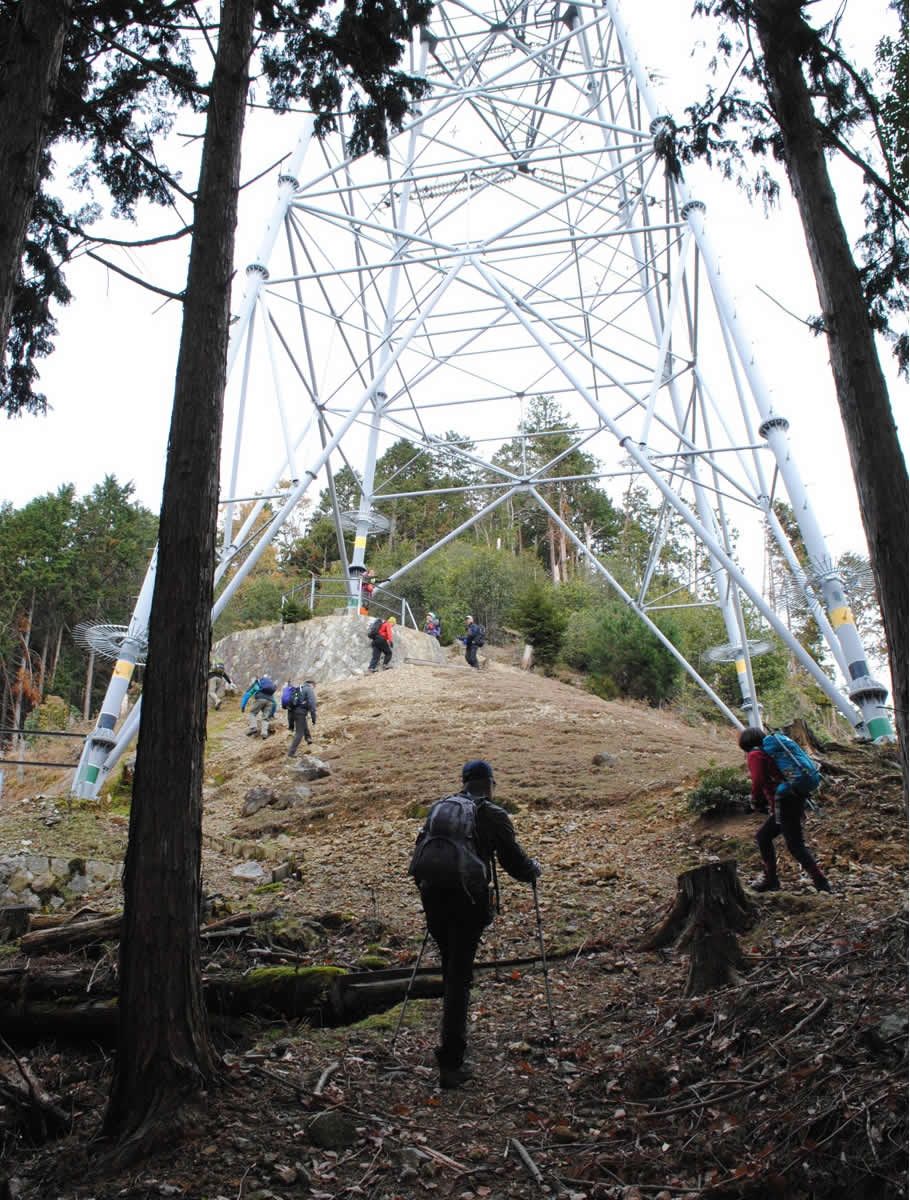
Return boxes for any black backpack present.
[409,794,489,897]
[473,623,486,647]
[367,617,383,641]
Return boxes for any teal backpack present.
[762,732,821,798]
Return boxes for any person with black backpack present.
[367,616,396,672]
[287,680,318,756]
[409,759,541,1089]
[739,727,831,894]
[463,615,485,669]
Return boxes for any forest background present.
[0,390,887,742]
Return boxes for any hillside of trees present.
[0,402,886,745]
[210,397,885,735]
[0,477,156,734]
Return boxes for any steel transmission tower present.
[72,0,892,798]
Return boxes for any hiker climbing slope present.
[368,616,396,672]
[463,616,485,669]
[286,680,318,756]
[739,727,831,893]
[409,759,541,1089]
[241,674,277,739]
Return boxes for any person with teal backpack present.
[739,727,831,894]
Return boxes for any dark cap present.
[462,759,495,785]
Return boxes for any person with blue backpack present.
[409,759,541,1089]
[738,727,831,894]
[241,673,277,739]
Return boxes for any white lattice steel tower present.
[73,0,892,797]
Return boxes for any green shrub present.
[687,766,751,818]
[281,596,310,624]
[510,582,567,669]
[563,604,682,704]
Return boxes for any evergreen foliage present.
[687,764,752,817]
[563,603,683,704]
[0,478,157,729]
[510,582,567,670]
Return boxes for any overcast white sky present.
[1,0,905,575]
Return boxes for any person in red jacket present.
[368,616,396,672]
[739,727,831,894]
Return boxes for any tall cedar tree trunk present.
[103,0,256,1154]
[0,0,72,361]
[754,0,909,768]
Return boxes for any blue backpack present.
[762,732,821,798]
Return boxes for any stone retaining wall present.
[0,853,119,912]
[213,612,444,688]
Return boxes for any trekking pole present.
[390,929,430,1052]
[531,880,557,1039]
[490,858,501,915]
[489,857,502,978]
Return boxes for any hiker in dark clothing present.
[409,759,540,1089]
[739,727,831,893]
[287,681,317,756]
[463,616,483,669]
[368,616,396,672]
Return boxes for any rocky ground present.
[0,642,906,1200]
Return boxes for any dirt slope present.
[1,653,906,1200]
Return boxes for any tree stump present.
[640,861,757,997]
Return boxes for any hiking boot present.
[750,874,780,893]
[246,729,257,737]
[439,1065,474,1090]
[813,874,833,894]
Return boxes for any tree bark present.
[753,0,909,770]
[102,0,257,1155]
[0,0,72,362]
[640,861,757,997]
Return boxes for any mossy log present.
[640,861,757,997]
[18,913,122,953]
[0,965,443,1041]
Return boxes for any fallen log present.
[640,860,757,997]
[0,965,444,1041]
[18,913,122,954]
[18,908,277,954]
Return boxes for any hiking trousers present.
[247,697,273,737]
[287,705,313,754]
[465,641,479,668]
[420,885,489,1069]
[756,792,823,881]
[368,636,392,671]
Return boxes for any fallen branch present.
[0,1036,69,1141]
[509,1137,548,1191]
[314,1060,341,1096]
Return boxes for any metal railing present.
[281,575,419,630]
